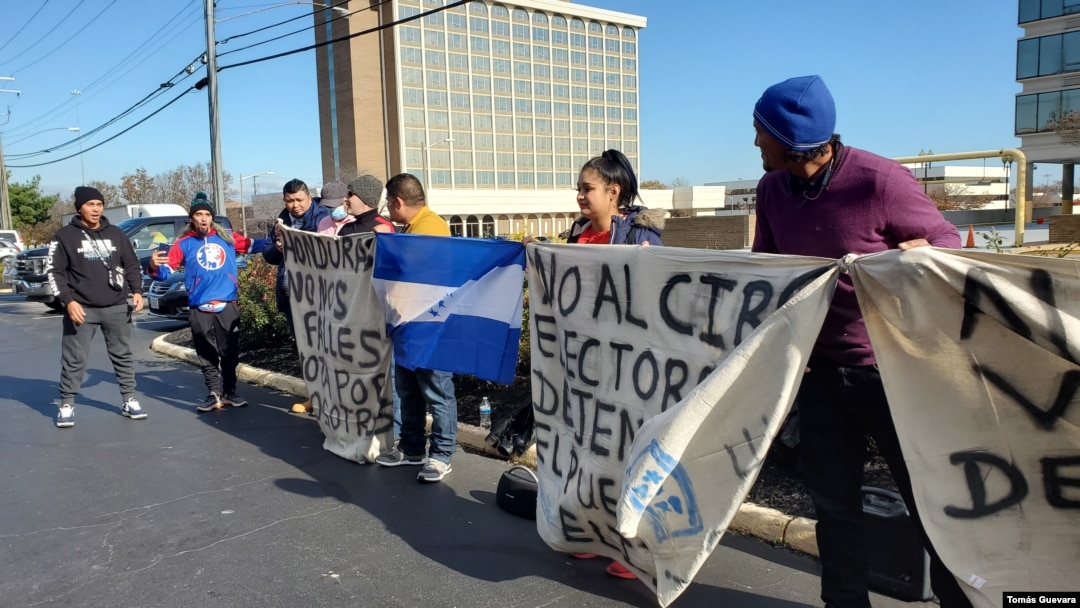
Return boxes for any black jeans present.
[189,302,241,396]
[797,357,972,608]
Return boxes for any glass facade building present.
[315,0,645,190]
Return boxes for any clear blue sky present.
[1,0,1025,201]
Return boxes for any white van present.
[0,230,23,250]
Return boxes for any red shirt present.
[574,224,611,245]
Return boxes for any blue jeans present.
[395,364,457,464]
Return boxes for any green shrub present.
[237,257,293,347]
[518,280,531,375]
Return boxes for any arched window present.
[623,27,636,38]
[492,4,508,18]
[570,18,584,30]
[533,12,548,25]
[588,21,602,33]
[466,215,481,238]
[552,15,566,27]
[512,8,528,21]
[449,215,464,237]
[605,24,617,36]
[482,214,496,237]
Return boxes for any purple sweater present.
[752,146,960,366]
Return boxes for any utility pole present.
[204,0,226,212]
[0,77,20,231]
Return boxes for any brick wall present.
[663,215,755,250]
[1049,214,1080,244]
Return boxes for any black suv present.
[11,215,231,310]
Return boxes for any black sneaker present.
[222,392,247,407]
[197,392,222,413]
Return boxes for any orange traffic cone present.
[965,225,976,248]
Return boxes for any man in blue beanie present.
[751,76,971,608]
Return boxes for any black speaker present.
[862,486,933,602]
[496,465,538,520]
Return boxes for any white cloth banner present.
[526,243,838,606]
[280,228,395,463]
[849,248,1080,608]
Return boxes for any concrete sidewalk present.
[150,335,821,558]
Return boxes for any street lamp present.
[422,137,454,189]
[240,171,274,235]
[70,90,85,183]
[4,126,80,147]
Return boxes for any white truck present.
[60,203,189,226]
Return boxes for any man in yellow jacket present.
[375,174,458,483]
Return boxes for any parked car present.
[147,254,251,320]
[0,230,24,251]
[0,240,20,288]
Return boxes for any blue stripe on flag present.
[391,316,522,385]
[373,233,526,384]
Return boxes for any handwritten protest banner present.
[526,243,838,606]
[280,227,395,463]
[850,248,1080,608]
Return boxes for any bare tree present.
[86,179,124,208]
[928,184,994,211]
[121,168,157,206]
[640,179,667,189]
[670,177,691,188]
[1054,111,1080,146]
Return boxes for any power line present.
[0,0,52,56]
[8,0,119,74]
[219,0,467,71]
[8,85,197,168]
[4,2,201,139]
[0,1,86,68]
[216,0,355,47]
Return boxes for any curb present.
[149,335,820,558]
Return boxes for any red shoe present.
[606,561,637,580]
[570,553,598,559]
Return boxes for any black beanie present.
[189,191,214,217]
[74,186,104,211]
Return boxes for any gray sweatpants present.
[59,302,136,406]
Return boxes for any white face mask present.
[331,205,348,221]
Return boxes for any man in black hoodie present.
[46,186,146,428]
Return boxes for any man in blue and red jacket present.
[147,192,268,413]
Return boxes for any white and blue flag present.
[372,233,526,384]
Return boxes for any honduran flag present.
[372,233,526,384]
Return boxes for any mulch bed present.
[164,329,899,519]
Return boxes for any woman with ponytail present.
[565,149,664,246]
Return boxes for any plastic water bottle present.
[479,396,492,429]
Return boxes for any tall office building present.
[315,0,646,200]
[1016,0,1080,197]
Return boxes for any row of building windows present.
[1015,89,1080,134]
[400,84,637,106]
[401,0,637,39]
[402,90,639,120]
[1017,31,1080,78]
[419,168,637,188]
[402,29,637,68]
[399,34,639,72]
[1019,0,1080,23]
[401,65,636,89]
[403,108,640,133]
[398,51,638,86]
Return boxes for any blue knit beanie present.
[753,75,836,151]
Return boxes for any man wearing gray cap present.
[751,75,969,608]
[317,175,395,236]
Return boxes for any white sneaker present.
[55,404,75,428]
[417,459,452,483]
[121,398,147,420]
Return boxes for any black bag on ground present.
[485,401,535,458]
[862,486,933,602]
[496,465,538,519]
